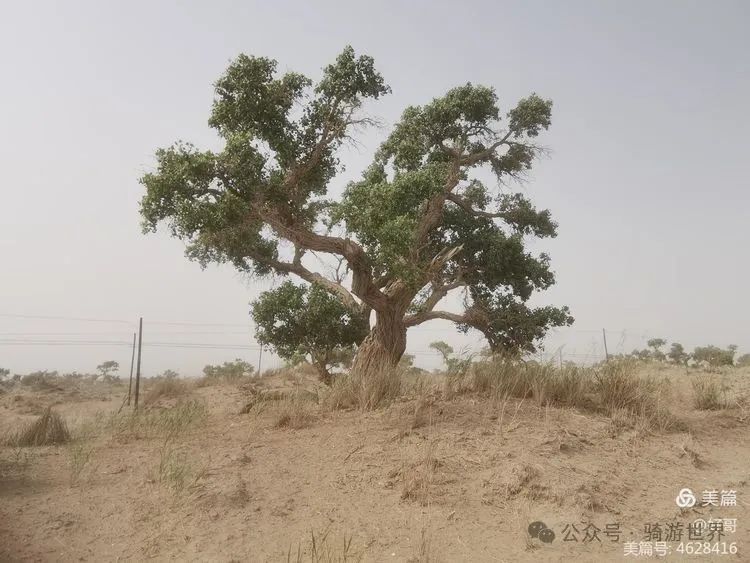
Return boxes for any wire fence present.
[0,311,683,376]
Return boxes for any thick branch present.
[459,131,513,166]
[247,247,361,312]
[411,132,513,261]
[446,193,504,218]
[404,274,467,326]
[404,310,468,327]
[412,162,461,251]
[263,211,390,311]
[283,99,341,191]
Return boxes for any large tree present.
[140,46,572,378]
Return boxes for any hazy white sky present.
[1,1,748,375]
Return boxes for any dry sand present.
[1,366,748,562]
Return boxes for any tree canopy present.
[96,360,119,379]
[140,46,572,375]
[251,281,369,383]
[692,345,737,367]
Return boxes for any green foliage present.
[429,340,471,373]
[398,353,415,370]
[96,360,119,379]
[0,368,9,380]
[202,359,254,380]
[736,353,750,368]
[667,343,689,365]
[252,282,369,382]
[20,370,61,389]
[429,341,454,363]
[647,338,667,360]
[459,295,572,355]
[139,45,572,367]
[140,46,389,276]
[647,338,666,350]
[692,345,737,367]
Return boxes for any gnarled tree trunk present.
[350,308,407,378]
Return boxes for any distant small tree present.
[647,338,667,361]
[252,281,369,384]
[96,361,119,380]
[203,359,254,380]
[398,353,415,369]
[203,358,255,379]
[736,353,750,368]
[692,345,736,367]
[0,368,9,380]
[667,343,689,365]
[159,369,179,379]
[429,340,470,373]
[631,348,651,361]
[429,341,454,364]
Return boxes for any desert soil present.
[1,366,748,562]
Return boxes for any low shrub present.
[691,375,728,410]
[323,367,401,411]
[197,359,254,386]
[273,391,316,429]
[6,407,71,446]
[143,377,189,406]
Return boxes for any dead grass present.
[154,438,209,496]
[144,378,186,403]
[407,528,438,563]
[593,360,678,431]
[400,440,440,505]
[105,399,207,441]
[449,357,678,431]
[68,440,96,485]
[274,391,316,429]
[287,529,360,563]
[691,374,729,410]
[143,377,189,406]
[323,367,402,411]
[677,434,705,468]
[5,407,71,446]
[464,358,590,408]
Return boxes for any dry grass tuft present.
[677,434,705,468]
[323,367,401,411]
[505,464,539,496]
[143,377,189,406]
[593,360,678,431]
[407,528,438,563]
[460,357,678,431]
[464,358,591,408]
[691,374,729,410]
[6,407,71,446]
[401,441,440,505]
[105,399,207,441]
[274,392,316,429]
[287,528,361,562]
[154,437,210,496]
[68,440,95,485]
[394,386,437,438]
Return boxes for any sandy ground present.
[1,366,749,562]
